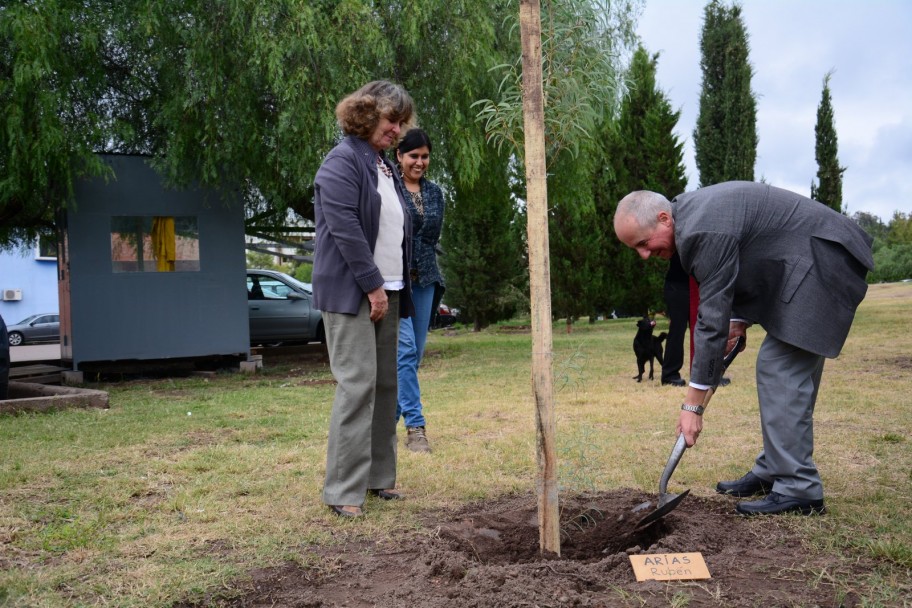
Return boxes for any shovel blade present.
[633,489,690,530]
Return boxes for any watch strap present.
[681,403,705,415]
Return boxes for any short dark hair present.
[335,80,415,140]
[397,128,432,155]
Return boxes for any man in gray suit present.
[614,181,874,516]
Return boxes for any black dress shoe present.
[369,489,403,500]
[716,471,773,497]
[662,378,686,386]
[735,492,826,516]
[329,505,364,518]
[719,376,731,387]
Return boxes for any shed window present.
[111,216,200,272]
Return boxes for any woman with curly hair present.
[313,80,416,518]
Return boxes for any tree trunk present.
[519,0,560,557]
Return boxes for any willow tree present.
[693,0,757,186]
[1,0,511,248]
[810,71,845,212]
[0,2,112,249]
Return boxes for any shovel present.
[632,336,745,530]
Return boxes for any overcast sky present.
[635,0,912,223]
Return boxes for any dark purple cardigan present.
[312,135,413,318]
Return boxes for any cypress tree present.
[594,46,688,316]
[693,0,757,187]
[810,71,845,212]
[440,146,527,331]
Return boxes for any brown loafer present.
[329,505,364,518]
[369,489,403,500]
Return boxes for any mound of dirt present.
[184,489,869,607]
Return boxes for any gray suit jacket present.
[673,182,874,385]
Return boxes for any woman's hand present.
[367,287,389,322]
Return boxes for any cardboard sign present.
[629,552,711,581]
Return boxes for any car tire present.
[8,332,24,347]
[315,322,326,344]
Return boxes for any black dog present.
[633,317,667,382]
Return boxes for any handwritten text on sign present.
[629,552,711,581]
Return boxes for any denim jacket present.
[403,177,445,289]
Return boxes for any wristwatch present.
[681,403,705,415]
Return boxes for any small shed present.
[60,154,249,370]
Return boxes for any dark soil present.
[181,489,873,607]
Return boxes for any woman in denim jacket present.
[395,128,445,453]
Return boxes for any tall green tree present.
[473,0,637,327]
[810,71,845,212]
[852,211,889,242]
[594,46,688,316]
[885,211,912,246]
[0,1,111,248]
[0,0,512,249]
[547,153,606,330]
[440,146,527,331]
[693,0,757,187]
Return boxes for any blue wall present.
[0,247,59,326]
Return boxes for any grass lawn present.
[0,282,910,607]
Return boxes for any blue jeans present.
[396,283,436,428]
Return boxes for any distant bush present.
[869,242,912,283]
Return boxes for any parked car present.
[6,313,61,346]
[432,303,460,329]
[246,269,324,345]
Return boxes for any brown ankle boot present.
[405,426,432,453]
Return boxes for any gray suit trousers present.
[322,292,400,507]
[751,334,826,500]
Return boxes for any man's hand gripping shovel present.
[632,336,745,531]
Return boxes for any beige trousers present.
[322,292,400,507]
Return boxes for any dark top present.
[665,252,688,286]
[403,176,445,288]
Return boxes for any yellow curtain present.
[151,216,176,272]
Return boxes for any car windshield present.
[284,275,312,293]
[15,315,42,325]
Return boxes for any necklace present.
[376,155,392,178]
[409,189,425,216]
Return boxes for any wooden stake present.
[519,0,560,556]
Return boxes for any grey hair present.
[615,190,672,230]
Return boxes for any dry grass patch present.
[0,283,909,606]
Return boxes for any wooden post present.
[519,0,560,556]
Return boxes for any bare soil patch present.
[180,489,872,607]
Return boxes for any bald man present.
[614,181,873,516]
